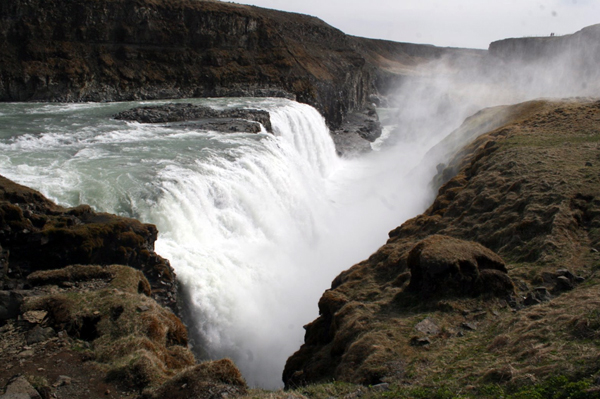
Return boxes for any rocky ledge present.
[114,103,273,134]
[0,175,249,399]
[283,98,600,396]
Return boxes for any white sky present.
[232,0,600,49]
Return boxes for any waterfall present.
[0,98,437,388]
[145,101,341,388]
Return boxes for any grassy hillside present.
[278,98,600,398]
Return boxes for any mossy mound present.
[141,358,247,399]
[23,264,194,390]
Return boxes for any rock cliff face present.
[0,0,365,128]
[0,0,476,134]
[283,99,600,392]
[489,23,600,63]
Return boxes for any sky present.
[231,0,600,49]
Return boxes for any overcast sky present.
[232,0,600,49]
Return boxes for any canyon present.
[1,0,600,398]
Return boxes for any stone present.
[4,375,41,399]
[136,305,150,313]
[17,350,34,358]
[414,318,440,335]
[114,103,273,134]
[52,376,72,387]
[22,310,47,324]
[26,326,56,345]
[555,276,574,291]
[556,269,576,280]
[533,287,552,299]
[461,322,478,331]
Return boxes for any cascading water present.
[0,97,437,388]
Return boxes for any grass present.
[22,265,194,390]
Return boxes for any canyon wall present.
[0,0,476,128]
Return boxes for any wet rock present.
[332,106,382,156]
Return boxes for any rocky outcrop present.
[406,235,514,298]
[283,99,600,390]
[0,174,176,310]
[114,103,273,133]
[141,359,247,399]
[0,175,249,398]
[331,104,382,156]
[488,24,600,94]
[0,263,248,399]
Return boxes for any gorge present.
[1,1,600,398]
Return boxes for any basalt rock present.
[0,0,482,154]
[332,104,382,156]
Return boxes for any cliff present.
[282,98,600,397]
[489,23,600,63]
[0,176,249,398]
[0,0,475,134]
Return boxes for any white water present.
[0,98,436,388]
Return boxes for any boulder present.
[26,325,56,345]
[407,235,514,298]
[2,375,41,399]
